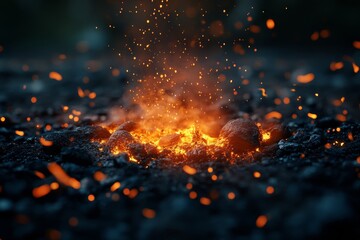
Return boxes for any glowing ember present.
[307,113,318,120]
[39,137,53,147]
[15,130,25,136]
[256,215,268,228]
[266,19,275,30]
[200,197,211,206]
[262,132,271,141]
[227,192,236,200]
[49,72,63,81]
[142,208,156,219]
[32,184,51,198]
[47,162,81,189]
[110,182,121,192]
[183,165,197,175]
[352,63,359,73]
[265,111,282,120]
[297,73,315,84]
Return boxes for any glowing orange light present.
[94,171,106,182]
[45,124,52,131]
[227,192,236,200]
[348,132,354,141]
[183,165,197,175]
[142,208,156,219]
[33,184,51,198]
[330,62,344,71]
[352,63,359,73]
[262,132,271,141]
[39,137,53,147]
[31,97,37,103]
[256,215,268,228]
[49,72,63,81]
[253,171,261,178]
[307,113,317,120]
[50,182,59,190]
[34,171,45,179]
[336,114,346,122]
[189,191,197,199]
[266,186,275,194]
[266,19,275,30]
[89,92,97,99]
[311,32,319,41]
[297,73,315,83]
[353,41,360,49]
[15,130,25,136]
[259,88,267,97]
[200,197,211,206]
[112,69,121,77]
[88,194,95,201]
[324,143,332,149]
[265,111,282,120]
[249,25,261,33]
[110,182,121,192]
[48,162,81,189]
[78,87,86,98]
[128,189,139,199]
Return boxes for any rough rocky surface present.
[0,49,360,240]
[220,118,261,153]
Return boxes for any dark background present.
[0,0,360,55]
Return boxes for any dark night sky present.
[0,0,359,54]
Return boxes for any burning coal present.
[97,115,285,165]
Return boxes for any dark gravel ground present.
[0,47,360,240]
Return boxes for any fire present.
[262,132,271,141]
[105,70,228,159]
